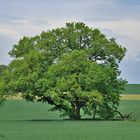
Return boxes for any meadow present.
[124,84,140,94]
[0,84,140,140]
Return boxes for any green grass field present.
[0,99,140,140]
[0,84,139,140]
[124,84,140,94]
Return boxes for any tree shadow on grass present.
[3,118,124,122]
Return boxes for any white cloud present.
[0,18,50,42]
[0,27,19,40]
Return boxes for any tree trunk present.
[70,103,81,120]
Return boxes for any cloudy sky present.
[0,0,140,83]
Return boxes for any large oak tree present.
[1,22,127,119]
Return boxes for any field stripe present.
[6,94,23,100]
[121,94,140,100]
[6,94,140,100]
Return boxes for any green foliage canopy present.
[2,22,127,119]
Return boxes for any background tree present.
[0,65,8,105]
[0,65,8,76]
[2,22,127,119]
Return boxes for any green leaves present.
[0,65,9,105]
[2,22,127,119]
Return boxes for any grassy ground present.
[0,100,140,140]
[124,84,140,94]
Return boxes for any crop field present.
[0,84,140,140]
[124,84,140,94]
[0,100,140,140]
